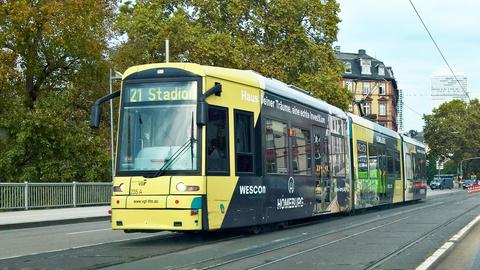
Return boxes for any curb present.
[416,215,480,270]
[0,216,110,230]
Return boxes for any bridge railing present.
[0,182,112,210]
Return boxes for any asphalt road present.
[1,190,479,270]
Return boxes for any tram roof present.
[259,77,347,119]
[123,63,262,88]
[401,134,425,148]
[123,63,347,119]
[348,113,400,139]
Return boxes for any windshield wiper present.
[146,114,196,178]
[144,138,196,178]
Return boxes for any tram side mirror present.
[197,101,208,126]
[90,104,103,129]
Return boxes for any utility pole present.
[109,69,123,181]
[165,39,169,63]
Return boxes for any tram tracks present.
[361,200,480,270]
[165,195,463,270]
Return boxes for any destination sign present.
[125,81,197,103]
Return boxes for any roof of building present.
[335,49,397,86]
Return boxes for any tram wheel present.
[248,226,263,235]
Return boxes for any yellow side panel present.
[202,76,262,230]
[204,77,261,120]
[126,196,167,208]
[206,176,239,230]
[112,209,202,231]
[393,180,403,203]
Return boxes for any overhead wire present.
[408,0,470,102]
[403,102,423,117]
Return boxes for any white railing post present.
[73,181,77,207]
[24,181,29,210]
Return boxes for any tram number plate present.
[131,189,143,195]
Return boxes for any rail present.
[0,182,112,210]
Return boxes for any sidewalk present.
[0,206,110,230]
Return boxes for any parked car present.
[462,179,477,190]
[430,178,453,190]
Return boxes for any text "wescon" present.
[239,185,267,195]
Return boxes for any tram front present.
[92,65,207,232]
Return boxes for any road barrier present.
[467,185,480,194]
[0,182,112,210]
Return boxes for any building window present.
[345,80,353,91]
[235,110,254,174]
[361,59,371,75]
[379,82,386,95]
[378,65,385,76]
[364,102,371,115]
[265,119,289,174]
[344,62,352,74]
[379,103,386,116]
[363,82,370,94]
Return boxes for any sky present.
[335,0,480,132]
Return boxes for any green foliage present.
[0,0,348,183]
[424,99,480,179]
[114,0,352,109]
[0,0,115,182]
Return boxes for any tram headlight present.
[175,182,200,192]
[113,183,126,192]
[176,182,187,192]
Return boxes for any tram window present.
[292,127,311,175]
[235,111,254,174]
[393,151,401,178]
[405,153,413,180]
[418,153,426,179]
[331,135,346,177]
[387,150,394,175]
[265,119,289,174]
[206,106,229,173]
[368,143,378,178]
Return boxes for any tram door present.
[313,126,330,214]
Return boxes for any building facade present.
[397,89,404,133]
[335,48,399,131]
[431,72,468,109]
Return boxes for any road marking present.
[450,215,480,242]
[249,216,410,270]
[65,228,112,235]
[416,215,480,270]
[0,233,171,261]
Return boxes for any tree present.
[0,0,115,108]
[424,99,480,179]
[0,0,116,182]
[114,0,352,109]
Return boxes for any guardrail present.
[0,182,112,210]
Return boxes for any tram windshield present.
[117,81,198,174]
